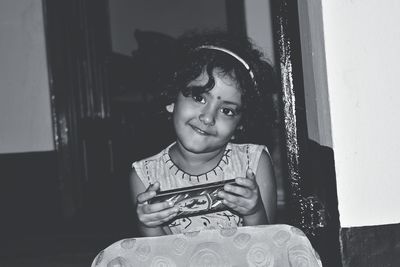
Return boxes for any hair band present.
[196,45,257,87]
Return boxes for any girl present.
[130,31,277,237]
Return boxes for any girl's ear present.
[165,103,175,113]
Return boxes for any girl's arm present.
[129,169,177,236]
[219,150,277,225]
[244,150,277,225]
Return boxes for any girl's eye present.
[192,95,206,104]
[221,108,236,116]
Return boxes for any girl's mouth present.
[190,125,212,136]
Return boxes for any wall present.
[0,0,54,153]
[297,0,332,148]
[297,1,400,264]
[299,0,400,228]
[108,0,227,56]
[320,0,400,228]
[244,0,275,66]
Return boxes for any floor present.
[1,234,125,267]
[0,253,93,267]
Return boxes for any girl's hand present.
[218,169,263,216]
[136,182,179,228]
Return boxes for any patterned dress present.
[132,142,270,234]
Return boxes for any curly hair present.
[159,30,277,144]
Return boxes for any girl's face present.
[168,69,242,154]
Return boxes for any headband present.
[197,45,257,88]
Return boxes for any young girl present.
[130,31,277,237]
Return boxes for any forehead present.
[188,68,242,92]
[188,69,242,106]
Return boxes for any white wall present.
[0,0,54,153]
[317,0,400,227]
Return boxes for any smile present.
[190,125,212,136]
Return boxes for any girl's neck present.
[169,142,227,176]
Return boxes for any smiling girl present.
[130,31,277,237]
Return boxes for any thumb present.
[146,181,160,192]
[246,168,255,180]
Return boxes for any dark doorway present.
[38,0,340,265]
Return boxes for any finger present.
[137,182,160,204]
[160,211,179,223]
[146,212,177,228]
[219,190,243,204]
[137,190,157,204]
[142,200,174,214]
[246,168,256,180]
[146,206,179,222]
[222,199,238,210]
[224,183,252,198]
[146,182,160,192]
[235,177,257,190]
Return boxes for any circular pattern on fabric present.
[288,245,314,267]
[272,230,291,247]
[189,242,230,267]
[150,256,177,267]
[107,256,131,267]
[288,244,317,267]
[94,250,104,266]
[121,238,136,249]
[189,248,228,267]
[246,243,274,267]
[290,226,306,237]
[219,227,237,237]
[172,237,189,255]
[233,233,251,249]
[135,242,151,262]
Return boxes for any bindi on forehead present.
[217,96,221,100]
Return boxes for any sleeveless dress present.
[132,142,269,234]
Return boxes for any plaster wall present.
[0,0,54,153]
[319,0,400,227]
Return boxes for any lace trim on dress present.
[162,145,232,183]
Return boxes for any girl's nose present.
[199,108,216,126]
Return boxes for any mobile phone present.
[149,179,238,218]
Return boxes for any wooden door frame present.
[43,0,330,237]
[271,0,331,237]
[42,0,112,218]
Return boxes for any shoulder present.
[132,149,165,166]
[229,142,271,169]
[132,143,174,168]
[229,142,269,154]
[131,143,174,188]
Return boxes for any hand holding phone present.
[218,169,263,216]
[149,179,238,218]
[136,182,179,227]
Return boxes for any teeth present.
[192,126,207,135]
[196,128,205,134]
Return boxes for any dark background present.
[0,0,341,266]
